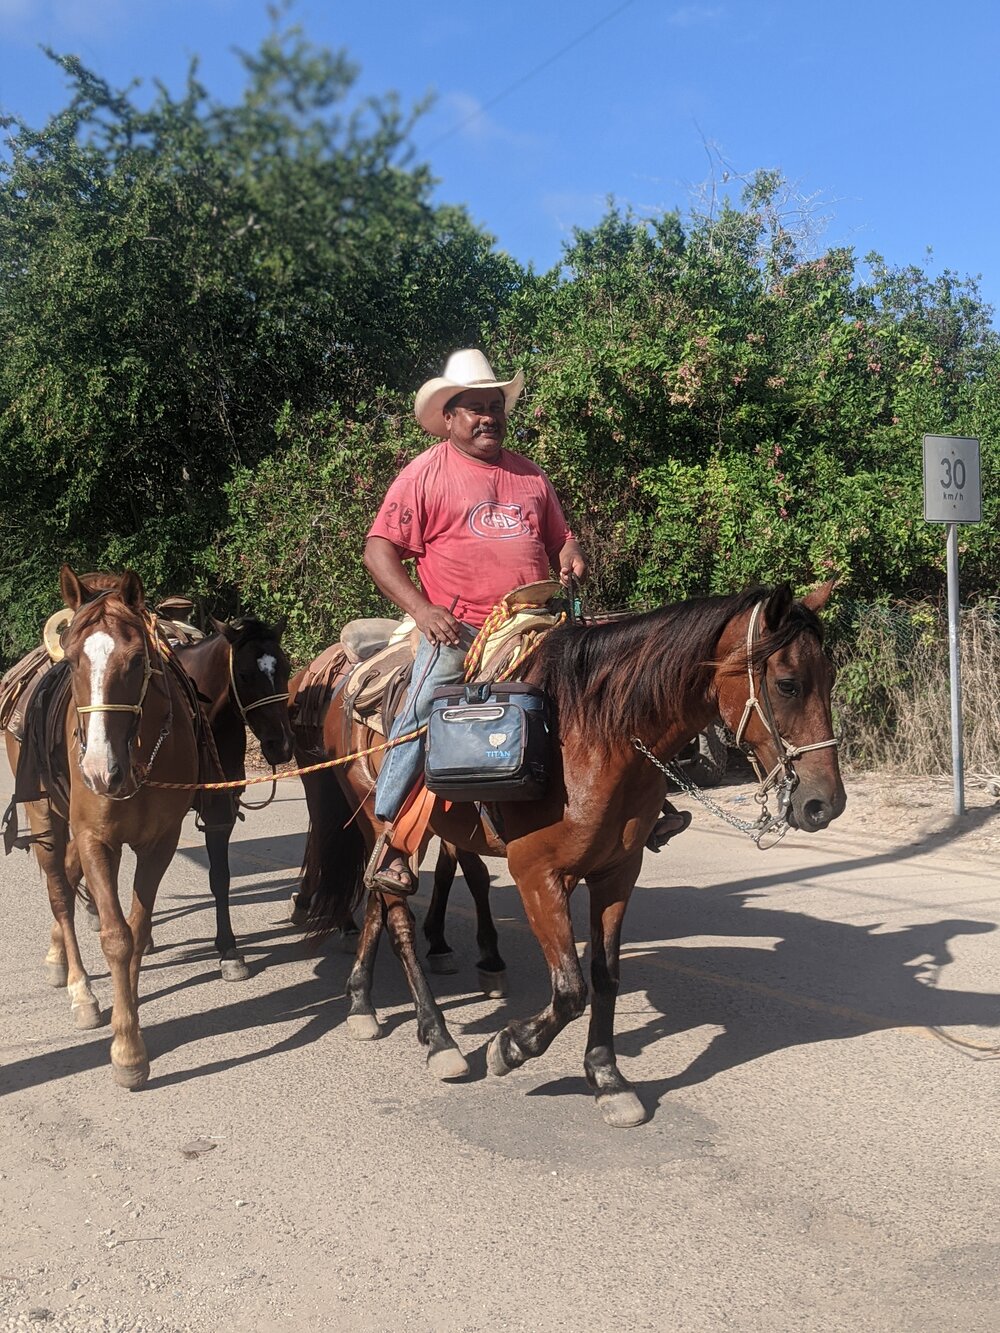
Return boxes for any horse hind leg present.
[383,893,469,1080]
[345,891,385,1040]
[582,870,647,1128]
[458,848,506,998]
[422,841,460,974]
[423,845,506,995]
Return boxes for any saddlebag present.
[424,681,551,803]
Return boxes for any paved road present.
[2,768,999,1332]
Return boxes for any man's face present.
[444,388,507,460]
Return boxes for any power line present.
[423,0,642,151]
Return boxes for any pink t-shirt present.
[367,441,572,627]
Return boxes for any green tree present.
[0,15,520,662]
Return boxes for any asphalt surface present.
[2,766,1000,1332]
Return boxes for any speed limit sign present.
[923,435,981,523]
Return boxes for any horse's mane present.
[526,587,824,747]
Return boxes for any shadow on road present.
[5,835,1000,1114]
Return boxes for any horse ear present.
[763,582,794,629]
[119,570,145,609]
[802,577,838,612]
[60,565,86,611]
[272,615,287,638]
[210,616,237,641]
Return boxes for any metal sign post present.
[922,435,981,816]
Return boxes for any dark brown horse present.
[294,581,846,1125]
[4,567,200,1087]
[171,617,294,979]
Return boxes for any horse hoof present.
[427,1046,469,1080]
[428,951,459,975]
[112,1061,149,1091]
[340,929,360,956]
[596,1089,648,1128]
[478,968,507,998]
[73,1002,103,1030]
[486,1032,517,1077]
[45,961,68,988]
[288,893,310,928]
[220,954,250,982]
[345,1013,381,1041]
[144,936,156,957]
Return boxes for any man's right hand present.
[414,603,462,647]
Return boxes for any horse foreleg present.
[78,837,147,1088]
[458,848,506,998]
[486,867,586,1078]
[583,868,646,1128]
[24,798,101,1028]
[382,892,469,1081]
[205,819,250,982]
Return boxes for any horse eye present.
[776,679,800,698]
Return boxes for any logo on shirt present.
[468,501,529,539]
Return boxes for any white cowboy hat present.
[414,349,525,438]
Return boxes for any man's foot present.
[644,808,692,853]
[371,847,418,896]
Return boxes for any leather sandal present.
[644,808,692,853]
[370,853,418,896]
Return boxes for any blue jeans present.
[373,625,475,824]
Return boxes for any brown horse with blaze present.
[294,579,846,1126]
[4,566,200,1088]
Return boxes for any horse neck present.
[174,633,230,709]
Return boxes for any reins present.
[143,725,429,792]
[633,598,839,850]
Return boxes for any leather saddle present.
[290,581,567,758]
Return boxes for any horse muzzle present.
[260,730,294,766]
[787,783,847,832]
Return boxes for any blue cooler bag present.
[425,681,551,802]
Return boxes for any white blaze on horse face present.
[81,630,119,787]
[257,653,277,688]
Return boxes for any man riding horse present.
[364,348,687,893]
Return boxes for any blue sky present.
[1,0,998,320]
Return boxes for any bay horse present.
[171,616,293,979]
[4,566,200,1088]
[295,580,846,1126]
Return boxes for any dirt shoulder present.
[835,768,1000,860]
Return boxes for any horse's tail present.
[298,768,367,938]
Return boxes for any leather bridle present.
[732,600,839,804]
[227,643,289,722]
[71,602,171,793]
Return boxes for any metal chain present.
[631,737,792,851]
